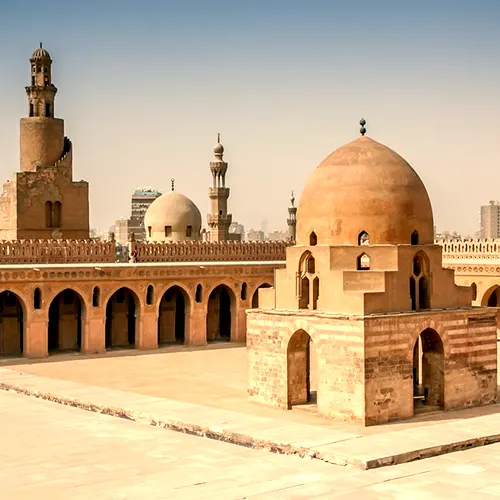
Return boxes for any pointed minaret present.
[287,191,297,243]
[207,134,232,241]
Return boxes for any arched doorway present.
[48,289,84,353]
[413,328,444,413]
[158,286,190,344]
[483,286,500,307]
[251,283,272,308]
[0,291,24,356]
[206,285,234,342]
[287,330,317,408]
[105,287,138,349]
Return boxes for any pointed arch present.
[206,284,236,342]
[309,232,317,246]
[33,288,42,310]
[45,201,53,228]
[195,284,203,303]
[471,282,477,302]
[158,285,191,344]
[240,282,248,301]
[0,291,25,355]
[92,286,100,307]
[411,230,419,245]
[105,287,139,348]
[413,328,444,413]
[146,285,154,306]
[251,283,272,308]
[287,329,316,407]
[358,230,369,246]
[53,201,62,228]
[48,289,85,353]
[357,252,370,270]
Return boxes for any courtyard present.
[5,343,500,437]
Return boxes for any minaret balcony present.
[207,214,232,226]
[209,187,230,198]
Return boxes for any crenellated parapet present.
[132,240,289,263]
[0,238,116,264]
[437,238,500,265]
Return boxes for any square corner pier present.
[247,308,498,426]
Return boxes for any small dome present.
[31,45,51,61]
[213,142,224,155]
[144,191,202,242]
[296,135,434,246]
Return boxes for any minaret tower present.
[287,191,297,243]
[0,45,90,240]
[20,43,65,173]
[207,134,232,242]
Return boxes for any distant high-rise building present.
[229,222,245,241]
[247,229,265,241]
[480,201,500,239]
[114,187,161,243]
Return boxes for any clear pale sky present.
[0,0,499,235]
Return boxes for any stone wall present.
[246,310,366,423]
[0,239,116,264]
[364,309,497,425]
[132,240,288,263]
[247,307,497,426]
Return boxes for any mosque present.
[0,46,496,426]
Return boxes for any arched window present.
[299,277,310,309]
[240,282,247,301]
[306,255,315,274]
[312,277,319,310]
[186,225,192,237]
[471,282,477,301]
[410,252,430,311]
[146,285,154,305]
[45,201,53,228]
[45,103,51,118]
[309,232,317,246]
[358,231,369,246]
[148,226,152,238]
[34,288,42,310]
[357,252,370,270]
[53,201,61,228]
[195,284,203,303]
[298,251,318,310]
[92,286,100,307]
[29,102,34,116]
[411,230,419,245]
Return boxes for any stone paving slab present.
[2,367,500,470]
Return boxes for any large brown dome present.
[296,136,434,246]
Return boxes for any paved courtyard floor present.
[3,389,500,500]
[7,343,500,437]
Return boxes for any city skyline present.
[1,1,500,235]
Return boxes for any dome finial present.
[40,42,43,49]
[290,190,295,207]
[360,118,367,136]
[213,134,224,156]
[171,178,175,191]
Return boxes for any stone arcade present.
[247,125,498,425]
